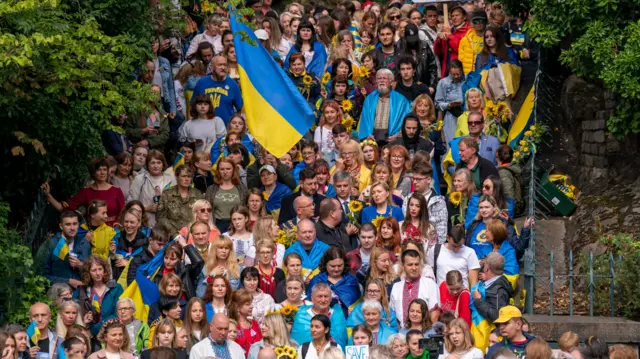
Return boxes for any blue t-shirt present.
[470,221,493,260]
[191,75,243,124]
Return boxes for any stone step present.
[527,315,640,345]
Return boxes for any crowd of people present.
[0,0,634,359]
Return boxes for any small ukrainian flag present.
[92,293,101,313]
[26,320,40,345]
[52,237,70,261]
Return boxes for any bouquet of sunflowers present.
[421,120,443,138]
[275,226,298,249]
[512,124,547,164]
[275,345,298,359]
[485,100,512,143]
[354,65,371,89]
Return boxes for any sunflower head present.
[342,117,354,130]
[303,75,313,86]
[321,72,331,85]
[530,125,536,131]
[523,146,530,153]
[359,66,370,78]
[514,151,521,158]
[449,191,462,206]
[348,201,363,213]
[524,130,533,137]
[519,140,526,147]
[371,215,385,229]
[341,99,353,112]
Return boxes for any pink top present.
[64,186,125,226]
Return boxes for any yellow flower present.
[437,120,443,131]
[371,215,385,229]
[530,125,536,131]
[285,346,297,357]
[348,201,363,213]
[321,72,331,85]
[274,347,284,356]
[519,140,526,147]
[514,151,521,158]
[449,191,462,206]
[523,146,530,153]
[281,305,293,316]
[341,99,353,112]
[524,131,533,137]
[359,66,370,78]
[342,117,354,130]
[331,34,338,45]
[303,75,313,86]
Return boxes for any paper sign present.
[345,345,369,359]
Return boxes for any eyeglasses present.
[468,121,483,126]
[342,151,355,156]
[367,289,381,294]
[199,208,213,213]
[117,307,134,312]
[391,155,404,160]
[389,15,401,20]
[258,251,272,256]
[412,177,427,182]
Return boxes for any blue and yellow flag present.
[52,237,70,261]
[26,320,40,344]
[120,240,171,323]
[507,87,535,149]
[470,282,494,353]
[229,11,316,158]
[173,150,185,172]
[92,293,101,313]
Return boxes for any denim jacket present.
[158,56,177,114]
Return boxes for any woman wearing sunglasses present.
[178,199,221,246]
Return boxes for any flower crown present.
[275,345,298,359]
[103,318,122,328]
[360,139,377,148]
[402,236,425,245]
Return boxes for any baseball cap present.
[254,29,269,41]
[404,24,420,43]
[471,9,488,21]
[494,305,523,324]
[259,165,276,174]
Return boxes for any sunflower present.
[519,140,526,147]
[449,191,462,206]
[530,125,536,131]
[523,146,530,153]
[348,201,363,213]
[341,99,353,112]
[274,347,284,356]
[524,130,533,137]
[514,151,521,158]
[303,75,313,86]
[284,346,297,358]
[321,72,331,85]
[342,117,354,130]
[359,66,370,78]
[281,305,293,316]
[371,215,385,229]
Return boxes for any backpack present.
[499,166,525,216]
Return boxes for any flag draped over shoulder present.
[120,241,173,323]
[469,282,494,353]
[229,11,315,158]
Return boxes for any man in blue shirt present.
[191,55,243,124]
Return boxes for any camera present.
[419,322,446,356]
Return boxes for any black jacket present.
[127,247,155,286]
[397,39,438,90]
[473,275,513,322]
[152,244,204,299]
[391,115,434,156]
[278,192,325,225]
[112,231,148,280]
[246,159,296,190]
[395,81,431,102]
[457,155,499,191]
[315,220,355,252]
[193,171,214,194]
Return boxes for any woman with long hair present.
[144,319,187,359]
[284,18,327,80]
[246,188,267,227]
[178,199,221,247]
[447,168,477,227]
[314,160,336,197]
[1,332,18,359]
[205,157,248,232]
[277,275,307,307]
[224,205,255,267]
[247,313,296,359]
[88,319,134,359]
[229,289,263,356]
[475,26,519,106]
[455,88,485,138]
[412,94,444,158]
[55,300,85,339]
[240,267,276,324]
[438,270,472,327]
[314,100,343,161]
[307,248,361,317]
[210,113,255,166]
[465,175,514,229]
[202,275,232,321]
[197,235,241,296]
[180,94,226,152]
[347,278,398,331]
[127,151,176,226]
[253,215,286,267]
[351,325,373,347]
[316,16,337,52]
[111,207,148,281]
[400,194,437,246]
[75,255,124,337]
[112,152,134,198]
[376,217,402,260]
[223,45,239,83]
[366,247,397,294]
[182,297,210,351]
[388,145,412,198]
[441,318,484,358]
[360,140,379,170]
[299,314,341,359]
[362,182,404,225]
[359,163,401,206]
[400,299,433,337]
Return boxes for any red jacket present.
[433,22,471,78]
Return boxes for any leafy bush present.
[0,201,51,326]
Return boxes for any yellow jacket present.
[458,30,484,74]
[455,111,470,138]
[80,222,116,260]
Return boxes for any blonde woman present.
[359,163,401,206]
[447,168,477,227]
[196,235,241,296]
[253,215,286,268]
[367,247,397,293]
[330,139,371,194]
[179,199,221,245]
[55,301,85,339]
[247,313,297,359]
[439,318,483,359]
[347,278,398,331]
[361,182,404,224]
[455,88,485,138]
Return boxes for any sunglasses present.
[389,15,401,20]
[199,208,213,213]
[468,121,483,126]
[472,19,487,25]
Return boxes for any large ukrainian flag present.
[229,11,316,158]
[507,87,535,149]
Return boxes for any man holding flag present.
[27,303,63,359]
[42,211,91,289]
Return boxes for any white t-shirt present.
[433,245,481,289]
[438,347,484,359]
[313,126,335,154]
[179,118,226,151]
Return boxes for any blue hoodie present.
[485,332,535,359]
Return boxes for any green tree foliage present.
[0,200,51,325]
[0,0,155,215]
[509,0,640,137]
